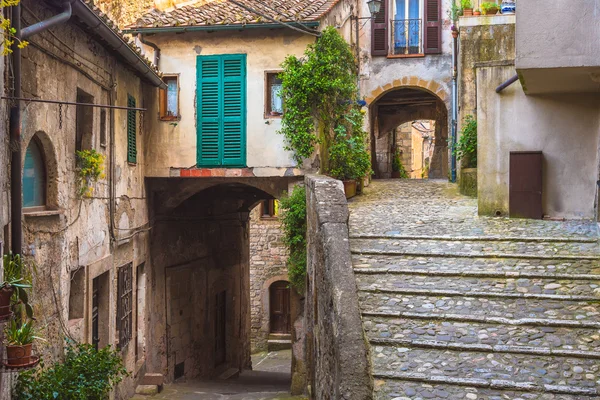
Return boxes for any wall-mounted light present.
[367,0,382,17]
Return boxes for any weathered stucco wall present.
[142,30,316,177]
[305,175,372,399]
[477,66,600,219]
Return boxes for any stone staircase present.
[351,235,600,399]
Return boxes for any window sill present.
[159,116,181,122]
[387,53,425,59]
[24,208,63,218]
[260,216,279,220]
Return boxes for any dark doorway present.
[76,89,94,151]
[270,281,291,334]
[215,290,227,366]
[510,151,543,219]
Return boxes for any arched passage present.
[369,85,450,180]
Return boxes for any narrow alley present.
[350,180,600,399]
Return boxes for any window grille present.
[117,263,133,349]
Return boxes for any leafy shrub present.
[455,115,477,168]
[15,343,128,400]
[392,151,409,178]
[76,149,105,197]
[328,127,372,181]
[481,1,499,13]
[279,186,307,293]
[461,0,473,8]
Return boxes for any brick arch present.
[365,77,450,107]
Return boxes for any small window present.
[261,199,278,218]
[117,263,133,349]
[265,72,283,118]
[127,94,137,164]
[69,268,85,320]
[160,76,179,120]
[23,138,46,209]
[100,109,107,148]
[76,89,94,152]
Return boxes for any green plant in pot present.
[328,126,372,198]
[481,1,499,15]
[1,253,33,320]
[391,149,409,179]
[461,0,474,16]
[4,319,41,367]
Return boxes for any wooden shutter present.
[371,0,389,56]
[127,95,137,164]
[424,0,442,54]
[197,54,246,167]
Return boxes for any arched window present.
[23,138,46,208]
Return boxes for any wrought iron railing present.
[391,19,422,55]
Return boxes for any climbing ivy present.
[279,26,370,179]
[455,115,477,168]
[1,1,29,55]
[279,186,307,293]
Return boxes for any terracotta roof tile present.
[128,0,340,29]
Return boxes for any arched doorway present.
[370,87,449,179]
[269,281,291,335]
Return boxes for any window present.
[100,109,107,147]
[23,138,46,209]
[117,263,133,349]
[68,268,85,320]
[372,0,441,56]
[92,271,110,350]
[261,199,278,218]
[197,54,247,167]
[265,72,283,117]
[160,76,179,120]
[76,89,94,151]
[127,94,137,164]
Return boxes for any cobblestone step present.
[374,377,599,399]
[358,292,600,322]
[351,238,600,258]
[370,347,600,393]
[356,274,600,297]
[363,316,600,352]
[352,254,600,276]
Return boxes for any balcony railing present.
[391,19,422,55]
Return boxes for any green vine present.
[279,186,307,293]
[454,115,477,168]
[279,27,371,180]
[1,1,29,55]
[76,150,105,197]
[392,150,409,178]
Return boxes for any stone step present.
[351,238,600,258]
[374,377,599,399]
[352,254,600,276]
[356,273,600,297]
[358,292,600,322]
[362,316,600,352]
[268,339,291,351]
[370,347,600,393]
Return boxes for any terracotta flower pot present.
[473,11,481,15]
[463,8,473,16]
[343,180,357,199]
[391,171,402,179]
[484,7,499,15]
[6,343,32,367]
[0,287,14,319]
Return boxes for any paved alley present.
[349,180,600,399]
[131,351,303,400]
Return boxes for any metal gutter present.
[22,0,73,39]
[123,21,320,35]
[70,0,165,88]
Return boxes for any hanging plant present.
[1,1,29,55]
[76,149,106,197]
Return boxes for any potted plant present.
[391,150,409,179]
[5,319,40,367]
[328,131,372,199]
[473,8,481,15]
[0,253,33,320]
[455,115,478,197]
[461,0,474,16]
[481,2,499,15]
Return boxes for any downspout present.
[137,34,160,69]
[496,74,519,93]
[108,80,117,244]
[450,27,458,183]
[10,0,74,255]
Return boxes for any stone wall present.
[305,175,372,399]
[249,206,289,353]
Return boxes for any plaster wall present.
[142,30,316,177]
[476,66,600,219]
[17,2,158,398]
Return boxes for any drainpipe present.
[496,74,519,93]
[450,28,459,183]
[9,1,74,255]
[137,34,160,69]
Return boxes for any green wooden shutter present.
[127,94,137,164]
[197,54,246,167]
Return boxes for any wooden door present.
[270,281,291,334]
[510,151,543,219]
[214,291,227,366]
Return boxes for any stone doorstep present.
[268,339,292,352]
[135,385,158,396]
[141,373,164,387]
[218,367,240,380]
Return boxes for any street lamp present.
[352,1,383,88]
[366,0,382,17]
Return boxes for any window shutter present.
[159,87,167,118]
[127,95,137,164]
[371,0,389,56]
[197,54,246,168]
[424,0,442,54]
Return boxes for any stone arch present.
[261,274,290,332]
[365,77,451,107]
[22,130,59,209]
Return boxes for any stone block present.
[141,373,164,386]
[135,385,158,396]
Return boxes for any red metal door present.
[270,281,291,334]
[510,151,543,219]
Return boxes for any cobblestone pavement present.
[348,180,600,399]
[131,350,304,400]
